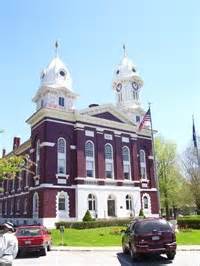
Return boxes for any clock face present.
[116,83,122,92]
[132,82,139,91]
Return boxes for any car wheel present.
[40,245,47,256]
[166,251,176,260]
[122,244,129,254]
[47,242,52,251]
[130,247,139,261]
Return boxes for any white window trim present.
[105,143,114,179]
[125,194,132,210]
[57,137,67,175]
[140,149,147,179]
[142,193,151,211]
[122,146,131,180]
[36,140,40,176]
[33,192,39,218]
[56,191,69,218]
[85,140,95,178]
[87,194,96,211]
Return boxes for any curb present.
[52,246,200,252]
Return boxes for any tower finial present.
[55,40,59,57]
[123,44,127,57]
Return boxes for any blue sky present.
[0,0,199,154]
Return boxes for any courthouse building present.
[0,47,159,228]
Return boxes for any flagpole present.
[192,115,200,168]
[148,103,161,216]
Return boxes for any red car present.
[122,218,176,260]
[15,225,52,256]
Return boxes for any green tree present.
[155,136,193,219]
[82,210,93,222]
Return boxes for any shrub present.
[82,210,93,222]
[177,216,200,229]
[55,218,131,230]
[139,209,145,217]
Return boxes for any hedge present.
[55,219,131,230]
[177,216,200,229]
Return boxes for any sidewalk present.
[52,245,200,252]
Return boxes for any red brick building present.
[0,48,159,228]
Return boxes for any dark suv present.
[122,218,176,260]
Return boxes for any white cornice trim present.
[40,142,55,147]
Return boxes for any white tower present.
[33,43,78,112]
[112,46,144,123]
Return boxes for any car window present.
[16,228,41,236]
[135,220,172,234]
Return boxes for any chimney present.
[2,149,6,157]
[13,137,21,150]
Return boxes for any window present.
[88,194,96,211]
[36,140,40,176]
[105,144,114,178]
[0,202,2,216]
[10,198,14,215]
[4,200,7,215]
[58,194,66,211]
[126,195,132,210]
[24,198,28,214]
[136,115,140,123]
[143,196,148,209]
[33,192,39,218]
[139,150,147,179]
[25,168,29,187]
[59,97,65,107]
[85,141,95,177]
[122,147,131,180]
[57,138,66,174]
[16,198,20,213]
[18,175,22,190]
[12,178,15,191]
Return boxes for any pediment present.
[80,104,136,125]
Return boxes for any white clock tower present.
[33,43,78,112]
[112,46,144,123]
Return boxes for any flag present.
[138,108,151,131]
[193,118,197,148]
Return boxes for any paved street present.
[13,250,200,266]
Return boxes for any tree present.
[82,210,93,222]
[155,136,193,219]
[182,144,200,214]
[0,154,35,184]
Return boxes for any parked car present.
[122,218,176,260]
[15,225,52,256]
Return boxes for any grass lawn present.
[51,227,200,246]
[176,230,200,245]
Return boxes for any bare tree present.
[182,144,200,214]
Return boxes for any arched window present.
[126,195,132,210]
[143,196,148,209]
[33,192,39,218]
[57,138,66,174]
[107,195,116,217]
[24,198,28,214]
[0,202,2,216]
[88,194,96,211]
[85,141,95,177]
[58,194,66,211]
[105,144,114,179]
[122,147,131,180]
[10,198,14,215]
[56,191,69,218]
[139,150,147,179]
[16,198,20,213]
[36,140,40,176]
[4,200,7,215]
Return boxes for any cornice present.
[26,107,152,138]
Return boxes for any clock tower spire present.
[112,46,144,123]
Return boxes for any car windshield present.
[134,220,172,234]
[16,228,41,237]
